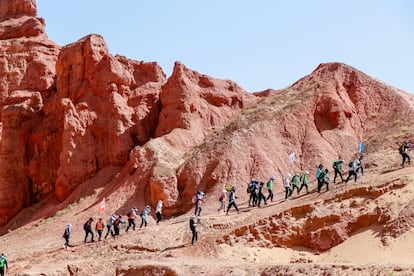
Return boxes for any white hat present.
[304,170,309,175]
[66,223,72,228]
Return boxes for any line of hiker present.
[62,200,163,249]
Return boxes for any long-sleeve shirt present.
[284,175,291,188]
[156,202,163,214]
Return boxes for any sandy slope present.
[1,164,414,275]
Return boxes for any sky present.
[36,1,414,93]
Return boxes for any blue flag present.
[359,142,364,153]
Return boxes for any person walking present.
[0,253,8,276]
[257,181,267,207]
[95,218,105,241]
[194,191,204,216]
[140,205,151,228]
[332,159,345,184]
[62,223,72,249]
[345,158,360,183]
[226,186,240,215]
[291,173,300,195]
[248,179,258,207]
[284,173,292,201]
[83,217,94,243]
[112,215,123,238]
[356,155,364,175]
[155,200,163,224]
[298,170,309,194]
[189,215,199,245]
[126,207,138,232]
[266,176,274,202]
[399,141,411,168]
[217,190,227,212]
[317,169,330,192]
[316,164,324,189]
[105,214,116,239]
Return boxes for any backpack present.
[127,211,131,217]
[191,194,197,204]
[83,221,88,231]
[348,161,353,168]
[399,145,405,154]
[246,186,251,193]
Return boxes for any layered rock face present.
[1,0,414,227]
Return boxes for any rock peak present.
[0,0,37,21]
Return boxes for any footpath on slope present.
[3,162,414,275]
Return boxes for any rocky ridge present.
[0,1,413,275]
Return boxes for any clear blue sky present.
[37,1,414,93]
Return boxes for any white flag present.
[289,152,295,164]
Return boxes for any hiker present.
[266,176,275,202]
[345,158,360,183]
[332,159,345,184]
[62,223,72,249]
[189,215,199,245]
[0,253,8,276]
[156,200,163,224]
[399,141,411,167]
[140,205,151,228]
[95,218,105,241]
[112,215,123,238]
[284,173,292,201]
[194,191,204,216]
[84,217,94,243]
[298,170,309,194]
[217,189,227,212]
[316,164,324,189]
[126,207,138,232]
[291,173,300,195]
[356,154,364,175]
[226,186,240,215]
[105,214,116,239]
[257,181,267,208]
[248,179,258,207]
[317,169,330,192]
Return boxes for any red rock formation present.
[1,0,414,232]
[0,0,36,21]
[0,0,59,225]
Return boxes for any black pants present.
[345,171,358,183]
[333,168,344,183]
[105,225,112,239]
[84,229,94,242]
[126,219,135,231]
[156,212,162,224]
[190,226,198,244]
[258,193,267,207]
[248,193,257,206]
[64,235,70,247]
[285,187,291,200]
[97,230,103,241]
[226,201,239,214]
[402,153,411,167]
[298,183,308,193]
[317,180,329,192]
[112,225,120,237]
[291,185,300,195]
[0,266,4,276]
[140,217,147,228]
[267,190,274,201]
